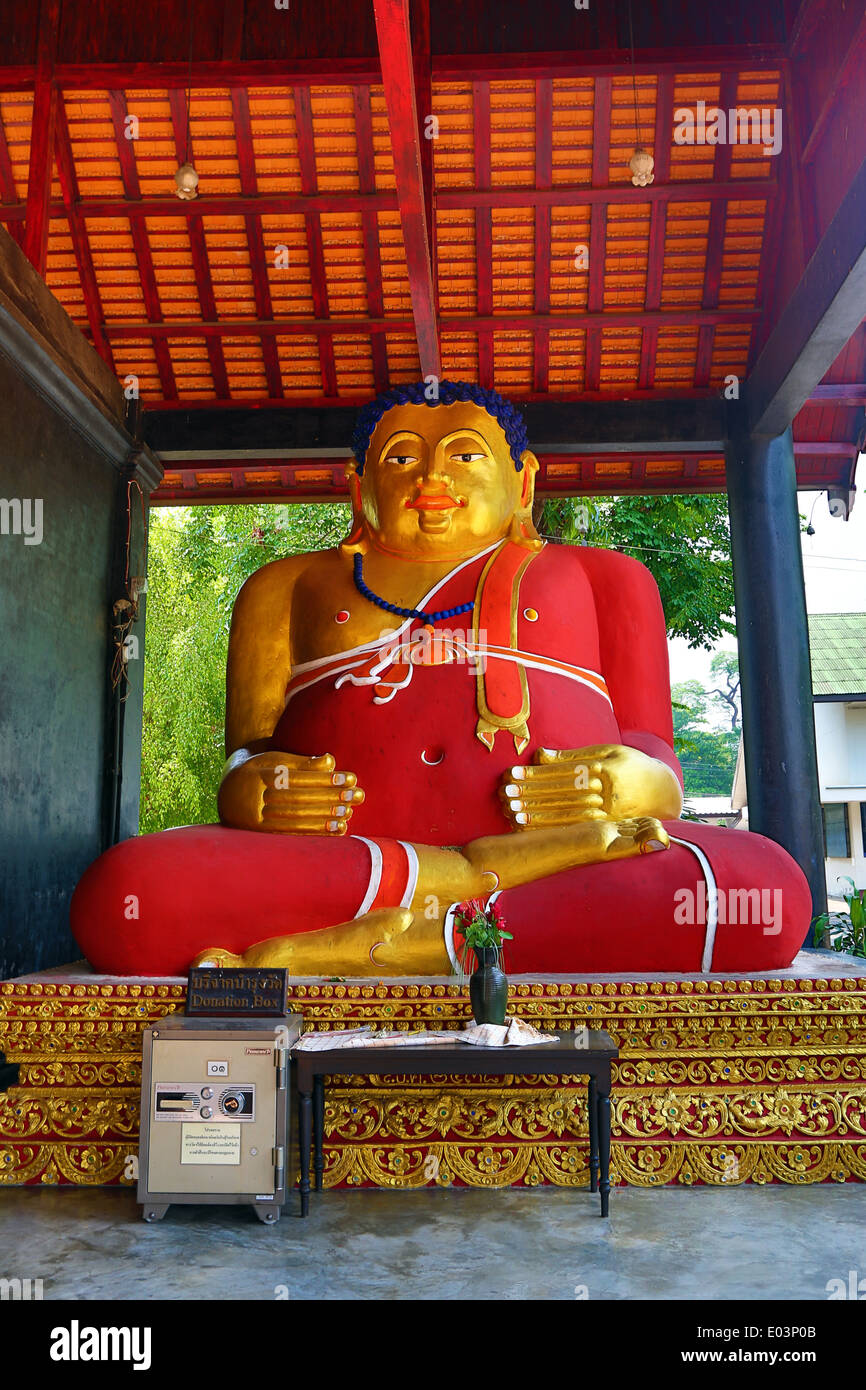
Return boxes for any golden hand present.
[218,751,364,835]
[499,743,683,830]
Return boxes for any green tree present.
[672,676,739,797]
[140,502,348,832]
[708,649,741,730]
[539,495,735,648]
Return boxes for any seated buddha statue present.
[71,381,810,977]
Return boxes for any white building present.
[731,612,866,900]
[810,613,866,897]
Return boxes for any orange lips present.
[406,494,464,511]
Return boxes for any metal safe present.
[137,1012,303,1223]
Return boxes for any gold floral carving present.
[2,973,866,1189]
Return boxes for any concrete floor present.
[1,1183,864,1300]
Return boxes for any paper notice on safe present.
[180,1123,241,1165]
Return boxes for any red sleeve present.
[576,546,684,789]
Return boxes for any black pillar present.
[726,427,826,929]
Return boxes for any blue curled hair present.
[351,380,530,475]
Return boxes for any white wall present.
[825,802,865,898]
[814,701,866,802]
[815,700,866,897]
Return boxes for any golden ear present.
[508,451,543,550]
[339,462,370,555]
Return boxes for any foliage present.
[539,494,735,648]
[708,649,741,731]
[812,877,866,959]
[454,898,513,951]
[672,662,740,797]
[140,503,349,832]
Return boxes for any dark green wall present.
[0,355,147,977]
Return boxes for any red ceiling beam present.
[783,58,819,267]
[696,71,739,388]
[373,0,440,379]
[751,59,809,368]
[49,60,383,90]
[533,76,553,394]
[410,0,434,251]
[585,76,611,392]
[747,58,802,374]
[639,72,675,390]
[53,98,113,367]
[108,90,177,400]
[0,104,24,249]
[792,441,859,457]
[0,177,779,224]
[433,49,787,80]
[22,0,59,275]
[150,447,855,506]
[443,181,775,209]
[101,306,762,341]
[231,86,282,399]
[353,85,389,393]
[0,116,18,203]
[187,216,231,398]
[222,0,245,63]
[144,383,729,412]
[33,49,785,93]
[800,8,866,166]
[807,383,866,406]
[167,88,230,400]
[473,80,493,388]
[294,84,338,397]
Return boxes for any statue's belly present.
[270,660,621,844]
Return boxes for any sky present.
[667,474,866,690]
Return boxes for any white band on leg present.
[352,836,383,918]
[670,835,719,973]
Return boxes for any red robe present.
[71,542,810,975]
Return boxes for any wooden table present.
[294,1028,618,1217]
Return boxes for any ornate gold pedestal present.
[2,965,865,1189]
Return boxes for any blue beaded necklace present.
[353,554,474,626]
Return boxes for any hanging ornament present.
[626,0,654,187]
[174,161,199,200]
[174,5,198,200]
[629,147,655,187]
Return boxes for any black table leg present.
[313,1075,325,1193]
[587,1075,599,1194]
[597,1077,611,1218]
[298,1086,312,1217]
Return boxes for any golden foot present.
[206,907,416,976]
[602,816,670,858]
[189,947,245,969]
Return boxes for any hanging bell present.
[629,147,655,187]
[174,162,199,200]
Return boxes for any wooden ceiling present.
[0,0,863,504]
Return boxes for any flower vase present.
[469,946,508,1025]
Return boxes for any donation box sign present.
[185,967,289,1017]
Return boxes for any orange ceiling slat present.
[0,65,793,416]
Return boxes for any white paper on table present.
[461,1017,563,1047]
[293,1027,457,1051]
[292,1021,589,1050]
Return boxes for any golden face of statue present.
[358,401,536,559]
